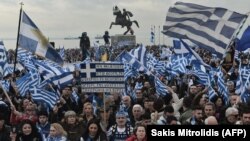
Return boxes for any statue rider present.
[123,9,130,21]
[113,5,120,13]
[114,6,125,28]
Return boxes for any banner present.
[80,62,125,92]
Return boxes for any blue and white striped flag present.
[59,46,65,59]
[129,45,147,67]
[217,68,229,105]
[180,39,211,70]
[171,57,188,74]
[18,11,63,65]
[3,66,14,77]
[49,72,74,89]
[208,86,217,102]
[123,62,139,80]
[32,59,66,80]
[70,90,79,104]
[116,50,149,74]
[235,26,250,51]
[30,87,59,109]
[0,41,8,77]
[163,2,248,58]
[154,76,169,96]
[16,70,41,97]
[1,80,10,93]
[173,39,189,56]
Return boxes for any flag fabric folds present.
[173,39,189,56]
[163,2,247,58]
[0,41,8,77]
[30,87,59,109]
[18,11,64,65]
[129,45,147,67]
[236,26,250,51]
[59,46,65,60]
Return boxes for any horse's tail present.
[132,20,139,28]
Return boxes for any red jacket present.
[126,135,147,141]
[10,112,38,125]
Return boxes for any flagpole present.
[154,25,156,45]
[13,2,23,75]
[103,92,106,126]
[158,25,161,45]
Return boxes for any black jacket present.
[0,125,11,141]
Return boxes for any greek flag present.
[163,2,247,58]
[235,26,250,51]
[16,70,41,97]
[1,80,10,93]
[217,68,229,105]
[154,76,169,96]
[59,46,65,59]
[116,50,149,74]
[173,39,189,56]
[32,59,66,80]
[0,41,8,77]
[129,45,147,66]
[30,87,59,109]
[18,11,63,65]
[71,90,79,104]
[180,39,211,70]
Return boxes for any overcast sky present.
[0,0,250,49]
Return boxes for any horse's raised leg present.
[109,22,114,29]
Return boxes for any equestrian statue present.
[109,6,139,35]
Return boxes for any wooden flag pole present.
[103,92,107,125]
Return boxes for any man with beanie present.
[107,110,133,141]
[36,111,50,140]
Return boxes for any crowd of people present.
[1,39,250,141]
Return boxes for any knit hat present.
[116,110,127,117]
[64,110,76,117]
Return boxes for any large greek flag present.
[163,2,247,58]
[18,11,63,65]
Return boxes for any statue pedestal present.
[111,34,136,48]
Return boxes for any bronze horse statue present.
[109,6,139,35]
